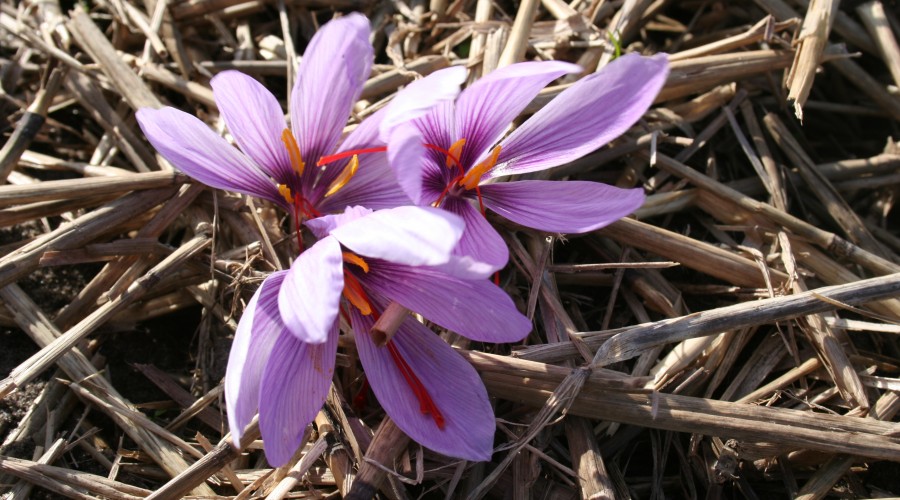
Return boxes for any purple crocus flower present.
[380,53,669,273]
[136,13,407,221]
[226,206,532,465]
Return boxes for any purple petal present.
[291,13,372,175]
[225,271,287,445]
[359,261,532,343]
[305,206,373,239]
[136,107,283,206]
[441,196,508,277]
[382,120,429,204]
[380,66,466,136]
[279,236,344,343]
[480,180,645,233]
[350,309,494,461]
[258,322,338,466]
[455,61,580,169]
[211,71,292,183]
[490,53,669,178]
[330,206,464,266]
[317,108,411,211]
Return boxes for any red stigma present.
[386,341,445,429]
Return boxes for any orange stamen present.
[342,251,369,273]
[459,145,501,190]
[278,184,293,205]
[446,138,466,168]
[282,129,305,176]
[386,341,445,429]
[318,146,387,166]
[325,154,359,197]
[342,271,372,316]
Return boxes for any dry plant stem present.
[668,16,791,61]
[146,421,261,500]
[0,68,64,183]
[0,186,179,291]
[265,436,328,500]
[361,55,449,99]
[735,357,821,404]
[497,0,539,67]
[0,235,211,400]
[857,1,900,88]
[651,153,900,277]
[0,283,215,495]
[0,171,181,207]
[828,51,900,121]
[0,455,152,500]
[68,8,163,112]
[785,0,836,119]
[763,113,893,260]
[346,417,410,500]
[596,218,785,287]
[54,183,204,328]
[65,71,158,172]
[314,412,354,496]
[590,271,900,366]
[474,356,900,461]
[5,437,66,499]
[657,50,795,102]
[468,367,591,500]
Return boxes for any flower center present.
[431,140,501,213]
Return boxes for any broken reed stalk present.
[591,271,900,366]
[467,352,900,461]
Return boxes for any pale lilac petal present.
[305,206,372,239]
[330,206,464,266]
[480,180,645,233]
[359,261,532,343]
[291,13,372,174]
[211,71,292,182]
[382,120,429,204]
[441,196,508,277]
[258,322,338,466]
[317,108,410,211]
[490,53,669,178]
[225,271,287,445]
[279,236,343,343]
[350,309,494,461]
[380,66,466,137]
[455,61,580,168]
[136,107,283,206]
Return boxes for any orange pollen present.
[281,129,305,176]
[446,138,466,168]
[341,251,369,273]
[459,145,501,190]
[325,154,359,197]
[277,184,293,205]
[342,271,372,316]
[386,341,445,429]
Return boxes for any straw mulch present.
[1,0,899,498]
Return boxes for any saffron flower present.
[380,53,669,273]
[226,206,532,465]
[136,13,407,221]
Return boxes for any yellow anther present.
[447,138,466,168]
[324,154,359,197]
[341,251,369,273]
[459,145,501,190]
[277,184,294,205]
[281,129,305,176]
[342,274,372,315]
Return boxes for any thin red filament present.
[317,146,388,166]
[385,341,446,429]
